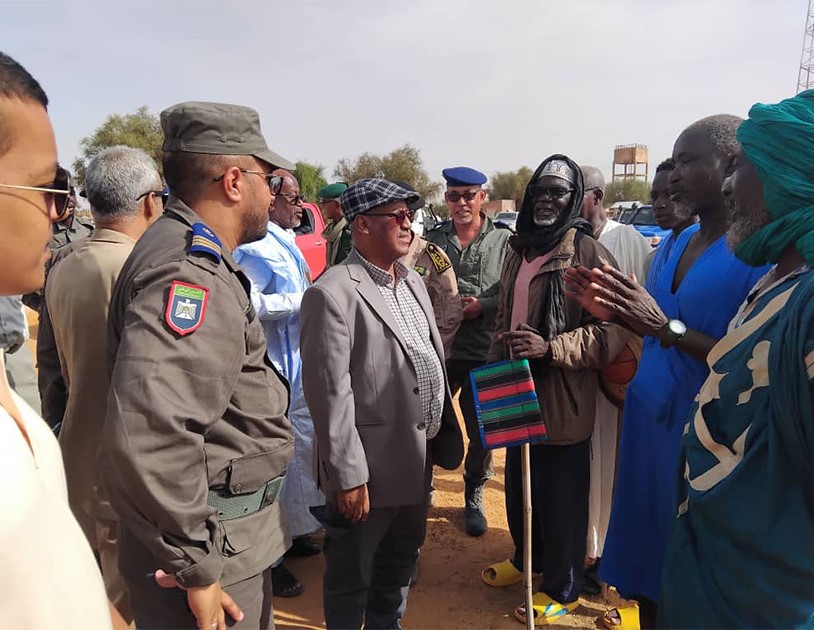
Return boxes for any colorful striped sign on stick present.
[470,359,546,450]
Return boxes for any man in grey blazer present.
[300,179,463,630]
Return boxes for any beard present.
[239,192,271,245]
[726,198,772,249]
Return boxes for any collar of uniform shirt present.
[355,249,410,288]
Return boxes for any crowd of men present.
[2,47,814,630]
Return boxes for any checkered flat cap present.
[339,178,420,221]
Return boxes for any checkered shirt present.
[357,251,444,438]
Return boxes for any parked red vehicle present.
[294,202,327,279]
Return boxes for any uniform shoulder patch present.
[189,223,222,262]
[426,242,452,274]
[165,281,209,336]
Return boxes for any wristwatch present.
[660,319,688,348]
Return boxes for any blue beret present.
[442,166,487,187]
[339,179,420,221]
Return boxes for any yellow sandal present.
[513,592,579,626]
[481,559,524,587]
[601,604,640,630]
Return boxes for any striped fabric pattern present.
[470,359,546,449]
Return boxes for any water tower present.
[612,144,649,182]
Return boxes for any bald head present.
[680,114,743,163]
[269,168,302,229]
[579,165,606,230]
[580,165,605,194]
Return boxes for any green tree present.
[72,106,163,188]
[334,144,441,201]
[489,166,533,207]
[293,161,328,202]
[604,178,651,206]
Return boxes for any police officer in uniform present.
[320,182,353,267]
[426,166,511,537]
[102,101,294,630]
[394,180,462,357]
[51,177,94,248]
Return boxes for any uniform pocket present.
[227,449,288,494]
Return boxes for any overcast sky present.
[2,0,808,187]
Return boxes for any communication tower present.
[799,0,814,93]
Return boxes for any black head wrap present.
[512,153,592,253]
[511,154,594,339]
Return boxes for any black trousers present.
[505,439,590,604]
[119,526,274,629]
[315,497,429,630]
[446,358,493,485]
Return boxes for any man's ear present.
[144,193,160,222]
[595,188,604,204]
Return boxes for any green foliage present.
[334,144,442,201]
[489,166,533,207]
[293,161,328,202]
[72,106,163,188]
[604,178,651,206]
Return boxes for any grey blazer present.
[300,250,463,508]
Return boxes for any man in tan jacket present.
[481,155,629,625]
[46,146,165,622]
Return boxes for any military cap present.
[318,182,348,201]
[391,180,425,212]
[161,101,294,170]
[339,179,420,221]
[442,166,487,187]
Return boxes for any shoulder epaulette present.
[189,222,222,262]
[428,219,451,232]
[426,242,452,274]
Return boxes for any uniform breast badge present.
[165,281,209,335]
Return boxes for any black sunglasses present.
[137,188,169,205]
[529,185,573,200]
[213,169,283,196]
[445,190,480,203]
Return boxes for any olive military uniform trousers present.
[446,358,493,486]
[119,526,275,629]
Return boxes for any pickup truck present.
[294,202,327,279]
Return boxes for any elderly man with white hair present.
[46,145,165,623]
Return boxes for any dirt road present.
[275,445,612,629]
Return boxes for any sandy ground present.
[274,419,614,630]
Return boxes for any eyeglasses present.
[583,187,601,196]
[445,190,480,203]
[137,188,169,205]
[0,165,72,215]
[366,209,414,223]
[529,185,573,200]
[213,169,283,195]
[278,192,304,206]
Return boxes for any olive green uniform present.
[426,214,511,486]
[324,217,353,267]
[103,199,294,627]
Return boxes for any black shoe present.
[464,482,487,537]
[285,532,322,557]
[271,564,304,598]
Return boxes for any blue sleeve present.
[237,251,304,321]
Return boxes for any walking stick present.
[521,442,533,630]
